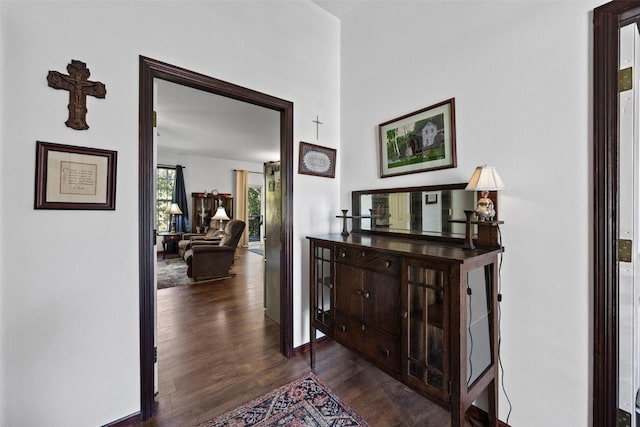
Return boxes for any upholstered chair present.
[177,229,224,257]
[183,219,246,281]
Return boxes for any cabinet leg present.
[451,407,465,427]
[487,379,499,426]
[310,327,316,370]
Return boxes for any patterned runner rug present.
[197,372,369,427]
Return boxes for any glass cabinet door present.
[312,244,334,333]
[404,261,448,396]
[466,265,494,387]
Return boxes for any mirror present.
[352,183,477,240]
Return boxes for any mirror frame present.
[351,183,493,243]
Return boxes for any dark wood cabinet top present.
[306,233,502,264]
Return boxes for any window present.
[156,167,176,232]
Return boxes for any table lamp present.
[166,202,183,232]
[465,165,505,221]
[211,206,230,232]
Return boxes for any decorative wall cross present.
[312,115,323,139]
[47,60,106,130]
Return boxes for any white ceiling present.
[155,2,362,163]
[311,0,365,19]
[155,79,281,164]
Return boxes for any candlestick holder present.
[336,209,372,237]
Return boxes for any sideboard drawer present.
[364,326,400,375]
[334,310,400,375]
[335,246,401,275]
[334,311,366,353]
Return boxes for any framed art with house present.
[378,98,457,178]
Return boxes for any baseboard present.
[467,405,511,427]
[101,412,141,427]
[292,335,332,357]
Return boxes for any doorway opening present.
[138,56,294,420]
[248,186,263,249]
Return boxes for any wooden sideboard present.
[308,233,502,427]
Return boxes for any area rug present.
[247,246,264,256]
[197,372,369,427]
[157,258,191,289]
[156,258,231,289]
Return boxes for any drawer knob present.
[340,252,346,258]
[382,348,390,357]
[361,324,365,331]
[364,291,370,299]
[361,251,366,257]
[385,260,392,268]
[401,311,408,319]
[339,325,346,332]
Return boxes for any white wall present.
[0,3,5,424]
[0,1,340,426]
[158,149,264,200]
[340,1,598,426]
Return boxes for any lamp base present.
[475,192,496,221]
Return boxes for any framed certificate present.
[34,141,117,210]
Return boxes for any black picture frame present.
[378,98,457,178]
[34,140,117,210]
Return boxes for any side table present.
[159,232,184,259]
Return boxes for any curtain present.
[172,165,190,233]
[235,169,249,247]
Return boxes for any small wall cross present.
[47,60,106,130]
[313,115,323,139]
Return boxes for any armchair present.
[183,219,246,281]
[177,230,223,257]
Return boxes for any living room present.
[152,75,274,287]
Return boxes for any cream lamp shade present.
[465,165,505,221]
[165,202,183,232]
[211,206,230,231]
[165,203,183,215]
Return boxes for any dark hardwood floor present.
[137,247,473,427]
